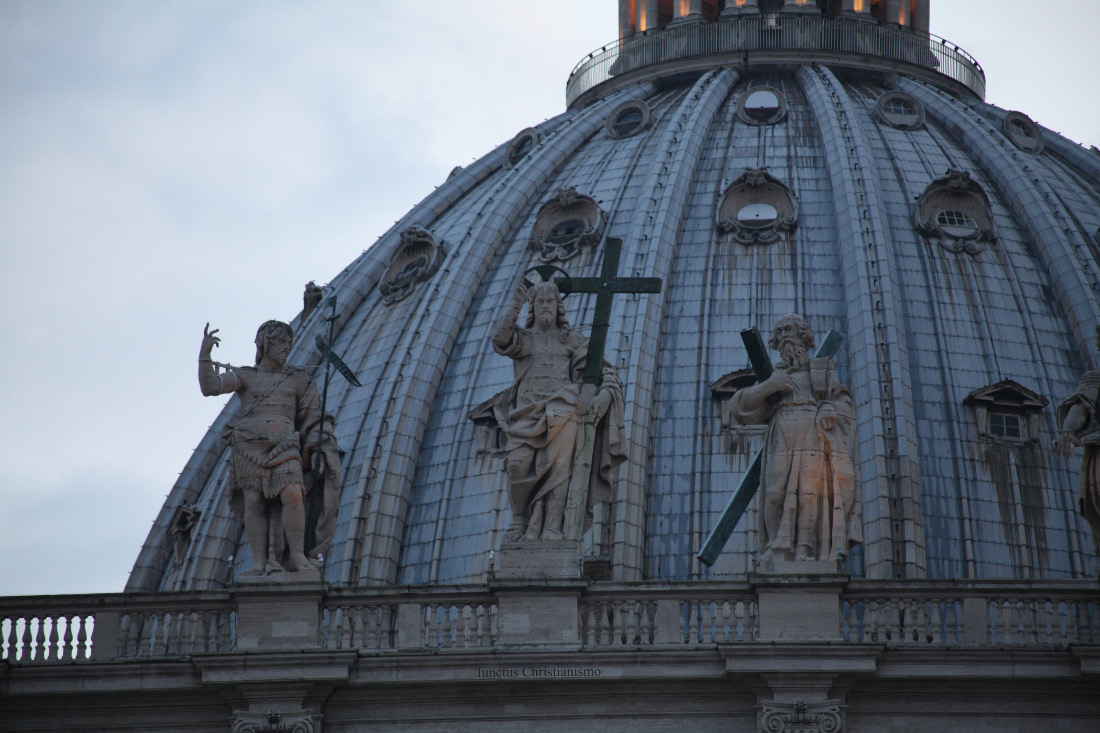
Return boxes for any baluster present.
[58,615,73,661]
[1037,600,1052,645]
[363,606,378,649]
[598,602,610,646]
[930,600,943,644]
[351,606,365,649]
[18,617,31,662]
[188,611,202,654]
[162,612,176,655]
[76,615,89,660]
[33,617,47,662]
[2,617,13,661]
[443,604,455,648]
[490,604,499,645]
[476,605,487,648]
[915,600,928,643]
[455,605,468,649]
[717,601,730,643]
[45,615,59,661]
[861,601,875,642]
[1024,600,1037,645]
[203,611,218,653]
[177,612,193,655]
[340,606,355,650]
[883,600,896,642]
[687,601,700,644]
[1007,600,1021,645]
[422,604,434,648]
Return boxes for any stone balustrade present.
[2,579,1096,663]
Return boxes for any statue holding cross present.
[491,237,660,544]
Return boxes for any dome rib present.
[799,64,927,579]
[612,69,738,579]
[901,78,1100,372]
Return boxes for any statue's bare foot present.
[540,528,564,541]
[240,566,266,577]
[286,552,313,573]
[503,522,525,543]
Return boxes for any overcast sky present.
[1,1,1096,597]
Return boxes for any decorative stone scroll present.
[914,169,997,255]
[717,168,798,245]
[759,699,843,733]
[527,188,606,262]
[380,226,445,305]
[232,710,318,733]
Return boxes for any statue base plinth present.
[495,540,581,580]
[235,566,322,584]
[754,555,843,575]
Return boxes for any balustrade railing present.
[580,583,757,647]
[2,579,1096,663]
[841,581,1099,646]
[565,16,985,107]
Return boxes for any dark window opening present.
[990,413,1022,439]
[547,219,586,244]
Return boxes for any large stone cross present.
[530,236,661,540]
[697,326,842,567]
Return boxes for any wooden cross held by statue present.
[525,237,662,541]
[696,326,843,566]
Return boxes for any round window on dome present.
[737,87,786,126]
[877,92,924,130]
[1002,112,1043,153]
[605,100,652,139]
[936,209,979,237]
[737,202,779,227]
[509,135,533,165]
[547,219,587,244]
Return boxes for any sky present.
[1,1,1097,597]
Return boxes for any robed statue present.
[730,313,861,563]
[491,279,626,542]
[1054,328,1100,557]
[199,320,341,576]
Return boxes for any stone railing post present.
[962,596,988,645]
[653,598,684,644]
[395,602,422,649]
[232,580,325,651]
[90,610,120,660]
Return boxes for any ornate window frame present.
[379,226,445,305]
[527,188,606,262]
[505,127,541,168]
[876,91,924,130]
[1002,111,1044,154]
[963,380,1048,444]
[736,86,788,126]
[605,100,653,139]
[716,168,798,245]
[914,169,997,255]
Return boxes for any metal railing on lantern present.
[566,15,985,107]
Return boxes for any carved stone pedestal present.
[231,580,325,651]
[492,541,584,648]
[495,541,581,580]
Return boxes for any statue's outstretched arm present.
[491,281,528,350]
[198,323,242,396]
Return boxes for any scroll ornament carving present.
[717,168,798,245]
[380,226,445,304]
[232,710,318,733]
[760,699,843,733]
[527,188,605,263]
[914,169,997,255]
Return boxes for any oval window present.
[744,90,781,122]
[883,98,913,116]
[547,219,586,243]
[737,203,778,226]
[612,108,644,136]
[936,209,979,237]
[509,135,534,165]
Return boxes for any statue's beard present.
[536,310,556,327]
[778,339,808,369]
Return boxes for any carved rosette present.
[380,226,445,305]
[759,699,843,733]
[232,710,318,733]
[527,188,605,262]
[717,168,798,245]
[914,169,997,255]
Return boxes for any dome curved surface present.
[130,55,1100,592]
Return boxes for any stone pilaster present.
[721,0,758,16]
[492,541,584,649]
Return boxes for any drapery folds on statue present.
[199,320,341,576]
[492,280,626,543]
[730,314,861,563]
[1055,334,1100,557]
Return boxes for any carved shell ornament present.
[527,188,606,263]
[379,226,445,305]
[716,168,798,245]
[914,169,997,255]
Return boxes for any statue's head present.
[255,320,293,366]
[524,281,570,331]
[768,313,814,366]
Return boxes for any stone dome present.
[129,3,1100,592]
